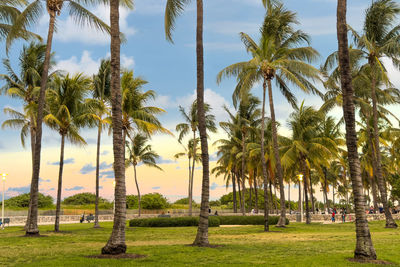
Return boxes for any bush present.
[218,216,289,226]
[129,216,220,227]
[141,193,170,210]
[173,197,196,205]
[209,200,221,207]
[126,195,138,209]
[62,193,110,205]
[2,193,54,208]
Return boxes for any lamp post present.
[298,174,303,223]
[112,180,116,215]
[2,173,7,229]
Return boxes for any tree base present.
[385,222,398,229]
[25,230,40,236]
[93,224,101,229]
[101,244,127,255]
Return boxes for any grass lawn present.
[0,220,399,266]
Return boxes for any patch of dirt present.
[348,258,393,265]
[86,254,146,259]
[21,234,48,238]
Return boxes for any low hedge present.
[218,215,289,226]
[129,216,220,227]
[128,215,288,227]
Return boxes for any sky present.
[1,0,400,204]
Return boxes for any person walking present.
[331,211,336,223]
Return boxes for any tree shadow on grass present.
[348,258,394,265]
[86,254,146,259]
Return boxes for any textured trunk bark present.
[55,133,65,232]
[323,167,329,210]
[309,172,315,214]
[266,79,286,226]
[26,12,56,236]
[241,130,246,215]
[133,165,141,217]
[301,157,311,224]
[288,181,291,213]
[261,78,270,232]
[25,123,36,231]
[249,182,253,211]
[337,0,377,259]
[232,172,237,213]
[254,171,259,213]
[237,176,242,210]
[298,181,301,213]
[333,185,335,206]
[94,123,102,228]
[102,0,127,254]
[193,0,210,246]
[270,180,275,211]
[190,131,196,217]
[188,155,192,214]
[371,175,379,213]
[370,67,397,228]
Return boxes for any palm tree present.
[13,0,113,236]
[350,0,400,228]
[165,0,212,245]
[336,0,377,259]
[101,0,130,255]
[0,0,41,51]
[217,2,321,228]
[44,73,89,232]
[174,138,202,214]
[126,134,163,217]
[89,59,111,228]
[176,101,217,216]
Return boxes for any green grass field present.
[0,221,399,266]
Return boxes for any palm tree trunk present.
[190,131,196,217]
[193,0,209,246]
[249,182,253,211]
[102,0,127,254]
[133,165,141,217]
[94,123,102,228]
[370,69,397,228]
[241,130,246,215]
[323,167,329,210]
[25,123,36,231]
[232,171,237,213]
[288,180,291,214]
[298,181,301,213]
[55,133,65,232]
[261,78,270,232]
[266,79,286,227]
[333,184,335,206]
[254,171,258,213]
[25,12,56,236]
[370,175,379,213]
[269,180,275,211]
[301,157,311,224]
[309,172,315,214]
[237,176,242,210]
[188,156,192,214]
[337,0,376,259]
[242,179,246,215]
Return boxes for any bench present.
[0,218,10,227]
[157,214,171,218]
[86,215,95,223]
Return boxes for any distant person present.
[331,211,335,223]
[214,211,219,216]
[379,206,384,214]
[80,213,85,223]
[316,207,319,214]
[341,208,346,223]
[209,208,211,214]
[251,208,255,214]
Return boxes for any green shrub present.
[129,216,220,227]
[126,195,138,209]
[62,193,110,205]
[209,200,221,207]
[173,197,196,205]
[2,193,54,208]
[141,193,170,209]
[218,216,289,226]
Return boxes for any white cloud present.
[56,51,134,76]
[37,5,135,45]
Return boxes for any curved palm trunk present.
[26,12,56,236]
[367,129,380,213]
[254,171,258,213]
[241,130,246,215]
[269,180,275,211]
[55,133,65,232]
[94,123,102,228]
[370,68,397,228]
[190,131,196,216]
[133,165,141,217]
[323,167,329,210]
[25,123,36,231]
[370,175,379,213]
[232,171,237,213]
[237,175,242,211]
[249,183,253,211]
[337,0,377,259]
[193,0,209,246]
[288,181,290,214]
[102,0,127,254]
[261,78,270,232]
[301,157,311,224]
[309,173,315,214]
[188,155,192,214]
[266,79,286,227]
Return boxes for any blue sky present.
[2,0,399,202]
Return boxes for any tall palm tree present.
[89,59,111,228]
[217,2,321,228]
[102,0,132,255]
[12,0,114,236]
[336,0,377,259]
[44,73,89,232]
[165,0,211,245]
[126,134,163,217]
[350,0,400,228]
[176,101,217,216]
